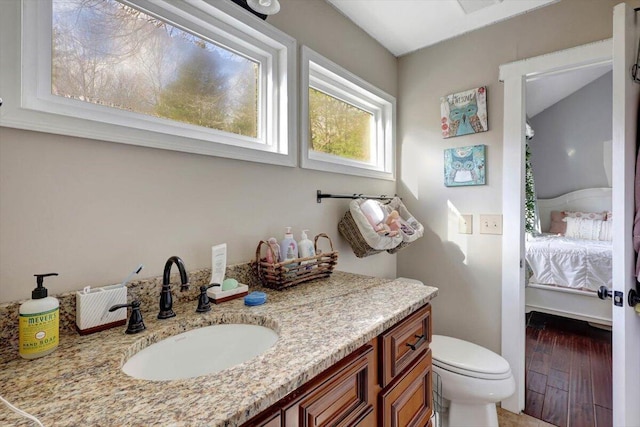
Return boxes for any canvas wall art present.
[444,144,486,187]
[441,87,488,138]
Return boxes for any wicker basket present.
[338,210,385,258]
[339,197,423,257]
[387,241,411,254]
[254,233,339,290]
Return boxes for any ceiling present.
[526,63,612,117]
[326,0,559,57]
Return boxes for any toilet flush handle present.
[406,334,426,351]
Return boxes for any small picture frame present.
[444,144,486,187]
[441,87,488,138]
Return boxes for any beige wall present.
[396,0,639,353]
[0,0,398,302]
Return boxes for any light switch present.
[459,214,473,234]
[480,214,502,235]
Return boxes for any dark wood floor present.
[524,312,612,427]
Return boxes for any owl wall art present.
[440,87,488,138]
[444,145,486,187]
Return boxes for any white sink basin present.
[122,324,278,381]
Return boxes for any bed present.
[525,187,612,326]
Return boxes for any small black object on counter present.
[109,300,145,334]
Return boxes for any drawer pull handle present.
[406,334,426,351]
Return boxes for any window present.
[2,0,296,166]
[301,46,395,180]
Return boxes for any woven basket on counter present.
[254,233,339,290]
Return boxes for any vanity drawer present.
[379,349,433,427]
[379,304,431,387]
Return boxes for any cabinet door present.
[284,345,375,427]
[380,304,431,388]
[260,412,282,427]
[379,350,432,427]
[243,408,282,427]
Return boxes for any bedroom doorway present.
[499,3,640,426]
[522,61,613,426]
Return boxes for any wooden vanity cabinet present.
[247,343,375,427]
[249,410,282,427]
[283,344,375,427]
[379,349,433,427]
[379,304,432,388]
[242,303,432,427]
[378,303,432,426]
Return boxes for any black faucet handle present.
[109,300,146,334]
[196,284,218,313]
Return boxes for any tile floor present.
[435,406,554,427]
[498,407,556,427]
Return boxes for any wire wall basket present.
[432,370,443,427]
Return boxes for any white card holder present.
[76,284,127,334]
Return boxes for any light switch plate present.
[459,214,473,234]
[480,214,502,235]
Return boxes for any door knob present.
[597,286,612,300]
[629,289,640,307]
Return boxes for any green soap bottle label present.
[19,307,59,355]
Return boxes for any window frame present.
[1,0,297,167]
[300,46,395,180]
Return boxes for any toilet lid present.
[431,335,512,380]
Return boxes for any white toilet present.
[430,335,515,427]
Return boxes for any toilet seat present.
[431,335,512,380]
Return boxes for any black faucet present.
[158,256,189,319]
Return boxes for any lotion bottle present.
[19,273,60,359]
[298,230,316,270]
[280,227,298,263]
[298,230,316,259]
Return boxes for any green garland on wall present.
[525,142,538,234]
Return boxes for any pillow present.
[599,219,613,241]
[563,210,606,220]
[548,210,567,234]
[564,217,610,241]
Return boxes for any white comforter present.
[525,234,612,291]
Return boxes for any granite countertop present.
[0,271,437,426]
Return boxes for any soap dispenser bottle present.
[280,227,298,263]
[19,273,60,359]
[298,230,316,259]
[298,230,316,270]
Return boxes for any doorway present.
[521,61,614,426]
[500,5,640,425]
[498,38,614,415]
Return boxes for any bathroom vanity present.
[244,303,433,426]
[0,270,437,426]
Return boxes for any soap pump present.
[19,273,60,359]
